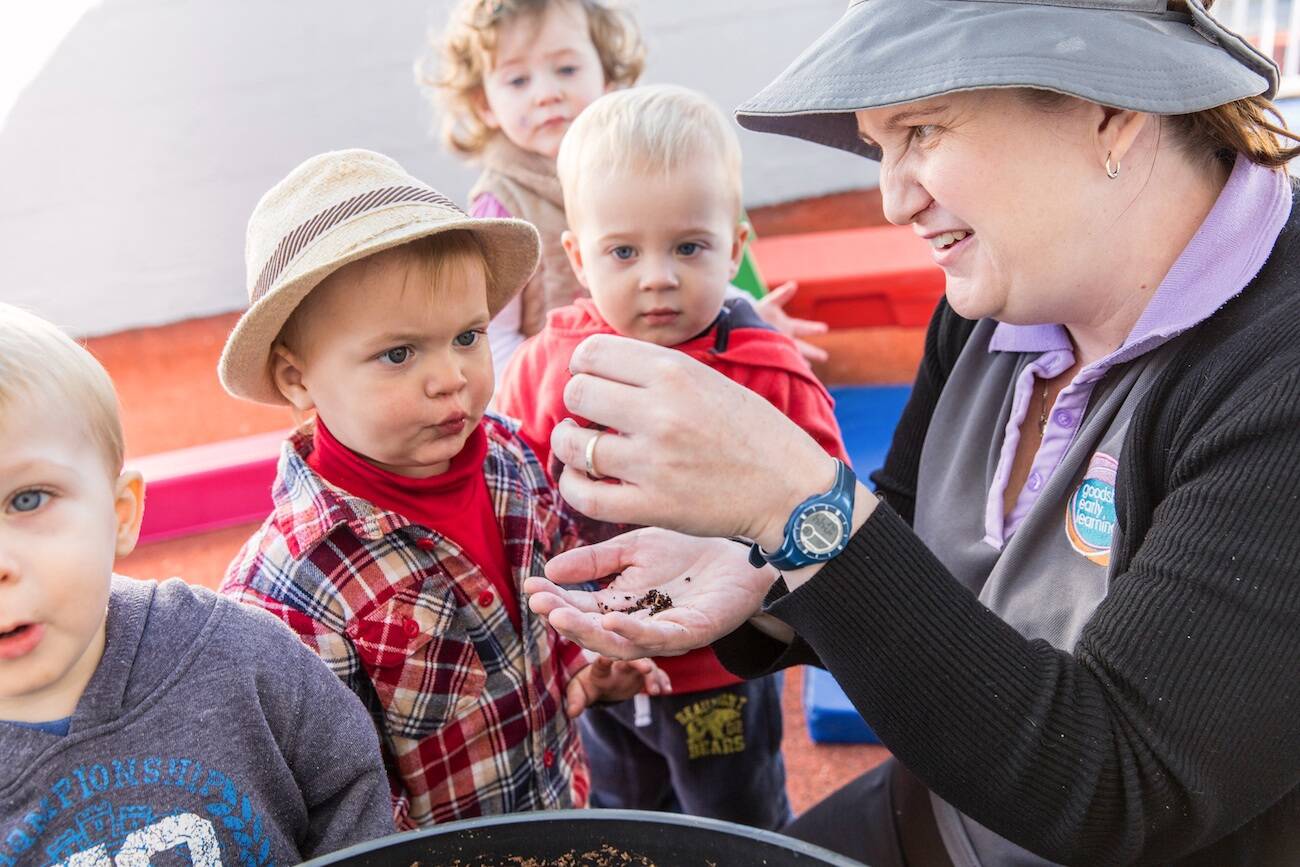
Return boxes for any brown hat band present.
[252,185,467,302]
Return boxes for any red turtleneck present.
[307,419,520,633]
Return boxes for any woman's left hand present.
[550,335,838,548]
[526,528,781,659]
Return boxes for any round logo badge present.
[1065,452,1118,566]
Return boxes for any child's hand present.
[564,656,672,718]
[754,281,830,363]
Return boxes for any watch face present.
[797,506,845,556]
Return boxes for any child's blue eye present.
[9,490,50,514]
[676,242,702,257]
[379,346,412,366]
[557,65,578,76]
[612,246,636,261]
[454,330,482,348]
[508,76,528,88]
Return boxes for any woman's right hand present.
[550,335,839,550]
[525,528,781,659]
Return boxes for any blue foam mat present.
[803,667,880,744]
[829,384,910,480]
[801,385,910,744]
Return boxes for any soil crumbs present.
[597,590,674,616]
[428,842,679,864]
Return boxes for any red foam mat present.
[128,430,284,545]
[751,225,943,329]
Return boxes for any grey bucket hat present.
[736,0,1279,159]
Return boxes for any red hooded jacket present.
[497,297,849,693]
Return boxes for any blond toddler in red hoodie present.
[496,86,849,830]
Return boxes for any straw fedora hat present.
[219,148,540,405]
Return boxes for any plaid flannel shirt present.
[220,414,589,828]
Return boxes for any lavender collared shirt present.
[984,155,1293,547]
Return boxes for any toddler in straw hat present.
[217,148,667,829]
[0,303,393,866]
[497,85,850,830]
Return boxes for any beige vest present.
[469,136,585,337]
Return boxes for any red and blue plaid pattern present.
[220,414,588,828]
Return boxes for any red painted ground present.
[780,666,892,814]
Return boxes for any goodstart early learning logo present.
[1066,452,1119,566]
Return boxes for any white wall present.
[0,1,874,337]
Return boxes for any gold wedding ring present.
[584,431,605,481]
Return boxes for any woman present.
[524,1,1300,864]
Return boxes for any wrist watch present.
[749,460,857,571]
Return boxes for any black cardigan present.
[715,202,1300,865]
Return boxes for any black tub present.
[302,809,868,866]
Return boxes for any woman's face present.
[856,90,1115,326]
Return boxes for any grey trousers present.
[783,757,954,867]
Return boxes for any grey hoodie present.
[0,577,394,866]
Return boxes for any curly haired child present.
[425,0,643,374]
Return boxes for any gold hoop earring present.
[1105,152,1121,179]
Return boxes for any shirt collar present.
[271,424,412,559]
[309,416,489,501]
[270,416,532,560]
[989,154,1293,367]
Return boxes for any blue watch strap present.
[754,460,856,571]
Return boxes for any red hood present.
[545,298,822,386]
